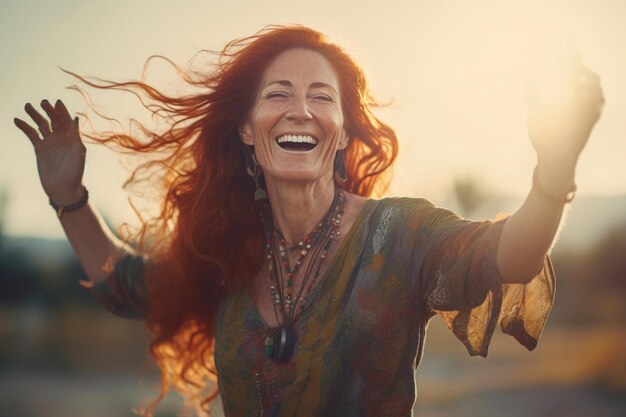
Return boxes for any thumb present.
[73,116,82,139]
[71,116,85,149]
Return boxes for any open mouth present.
[275,134,318,151]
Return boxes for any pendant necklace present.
[260,189,344,362]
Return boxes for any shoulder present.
[376,196,436,210]
[345,194,461,237]
[372,196,443,222]
[360,197,441,241]
[364,197,470,243]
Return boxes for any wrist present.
[536,155,577,187]
[49,186,89,219]
[532,165,577,204]
[48,185,86,206]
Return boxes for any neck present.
[264,174,336,245]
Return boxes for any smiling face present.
[240,48,349,186]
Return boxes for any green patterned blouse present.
[90,197,555,417]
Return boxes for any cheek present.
[321,109,346,141]
[249,112,270,137]
[247,107,279,164]
[250,103,285,133]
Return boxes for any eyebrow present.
[264,80,338,93]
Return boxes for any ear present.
[239,122,254,145]
[337,128,349,150]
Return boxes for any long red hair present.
[74,25,398,415]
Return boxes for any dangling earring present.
[334,150,347,184]
[244,145,268,200]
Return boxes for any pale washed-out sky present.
[1,0,624,238]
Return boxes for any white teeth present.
[276,134,318,145]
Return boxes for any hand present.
[527,57,604,171]
[14,99,87,204]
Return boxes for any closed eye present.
[310,93,335,102]
[265,91,290,99]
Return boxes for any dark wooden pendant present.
[273,325,296,362]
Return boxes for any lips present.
[275,134,318,151]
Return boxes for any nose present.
[285,96,313,122]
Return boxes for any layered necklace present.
[259,188,345,363]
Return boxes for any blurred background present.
[1,0,625,416]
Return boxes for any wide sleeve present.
[416,205,555,357]
[82,254,148,319]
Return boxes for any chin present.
[266,167,332,185]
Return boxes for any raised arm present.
[497,61,604,283]
[14,99,133,283]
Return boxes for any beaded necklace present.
[260,189,344,362]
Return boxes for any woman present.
[14,26,603,416]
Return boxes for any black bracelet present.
[49,186,89,219]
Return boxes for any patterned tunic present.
[89,197,555,417]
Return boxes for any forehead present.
[260,48,340,90]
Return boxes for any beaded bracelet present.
[532,168,577,204]
[49,186,89,219]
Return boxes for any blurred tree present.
[0,250,38,304]
[0,188,7,251]
[587,224,626,291]
[0,189,39,304]
[550,222,626,325]
[453,175,487,217]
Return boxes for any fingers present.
[54,100,74,130]
[72,116,82,143]
[579,66,599,82]
[577,67,601,93]
[25,102,51,136]
[18,99,78,144]
[577,67,604,105]
[14,117,41,146]
[40,99,62,132]
[24,99,74,134]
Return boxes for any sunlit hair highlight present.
[70,25,398,415]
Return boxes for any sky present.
[1,0,625,238]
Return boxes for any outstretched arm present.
[497,61,604,283]
[14,99,133,283]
